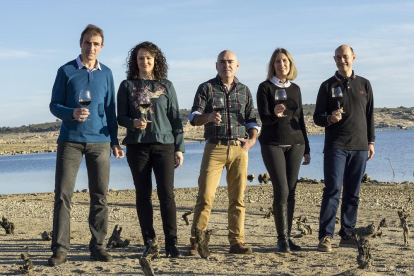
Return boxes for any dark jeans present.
[260,144,305,205]
[126,143,177,246]
[319,148,367,239]
[51,141,110,253]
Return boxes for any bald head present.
[335,45,354,55]
[216,50,239,82]
[334,45,356,78]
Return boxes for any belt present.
[206,138,241,146]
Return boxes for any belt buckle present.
[229,140,238,146]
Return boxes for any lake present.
[0,129,413,195]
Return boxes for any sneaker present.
[188,242,198,256]
[339,236,358,248]
[317,236,332,252]
[48,251,67,266]
[90,248,113,262]
[229,242,253,254]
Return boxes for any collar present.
[270,76,291,88]
[334,70,356,81]
[215,74,239,85]
[76,55,101,71]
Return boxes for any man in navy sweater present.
[314,45,375,252]
[48,24,124,266]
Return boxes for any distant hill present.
[1,106,413,134]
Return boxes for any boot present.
[273,204,290,253]
[287,201,301,251]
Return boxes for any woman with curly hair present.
[117,41,184,258]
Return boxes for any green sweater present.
[117,79,185,152]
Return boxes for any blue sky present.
[1,0,413,127]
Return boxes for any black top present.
[313,71,375,151]
[256,80,310,154]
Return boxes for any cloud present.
[0,50,33,58]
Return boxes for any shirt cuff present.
[188,111,202,123]
[246,122,261,134]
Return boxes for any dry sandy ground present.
[0,182,413,276]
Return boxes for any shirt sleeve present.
[49,68,74,121]
[298,88,310,154]
[313,82,331,127]
[256,82,277,126]
[244,86,260,132]
[366,80,375,143]
[117,80,135,130]
[104,69,119,146]
[166,82,185,153]
[188,83,209,126]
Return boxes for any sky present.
[1,0,413,127]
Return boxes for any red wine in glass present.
[78,90,91,121]
[212,97,224,125]
[139,94,152,122]
[275,89,287,117]
[331,87,345,113]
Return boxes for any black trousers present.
[260,144,305,204]
[126,143,177,246]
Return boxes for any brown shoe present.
[339,236,358,248]
[229,243,253,254]
[189,242,198,256]
[318,236,332,252]
[48,251,67,266]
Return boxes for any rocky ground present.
[0,181,413,275]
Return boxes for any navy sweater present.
[256,80,310,154]
[313,71,375,151]
[50,59,119,146]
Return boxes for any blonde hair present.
[267,48,297,81]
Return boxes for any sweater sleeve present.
[256,82,277,126]
[104,69,119,146]
[117,80,135,130]
[366,80,375,143]
[50,68,75,121]
[298,89,310,154]
[166,81,185,153]
[313,82,331,127]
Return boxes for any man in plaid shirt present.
[188,50,260,257]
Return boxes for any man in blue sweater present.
[48,24,124,266]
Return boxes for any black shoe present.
[48,251,67,266]
[165,245,181,258]
[142,245,150,257]
[288,238,302,251]
[90,248,113,262]
[277,239,290,253]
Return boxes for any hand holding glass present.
[212,97,224,125]
[78,90,91,122]
[275,89,287,117]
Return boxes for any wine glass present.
[212,97,225,126]
[78,90,91,121]
[274,89,287,117]
[139,93,152,123]
[331,86,345,113]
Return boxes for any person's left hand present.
[112,145,125,158]
[237,137,257,151]
[302,154,311,165]
[367,144,375,161]
[175,151,184,168]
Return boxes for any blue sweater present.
[50,59,119,146]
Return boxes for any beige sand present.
[0,182,413,275]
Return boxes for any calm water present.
[0,129,413,195]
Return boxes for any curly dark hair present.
[126,41,168,81]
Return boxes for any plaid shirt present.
[189,75,259,140]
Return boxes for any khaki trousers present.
[191,142,248,246]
